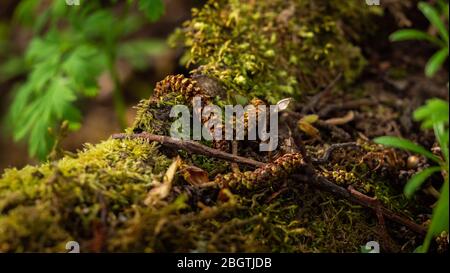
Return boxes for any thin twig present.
[309,176,426,235]
[349,186,395,252]
[347,186,425,235]
[318,98,376,117]
[112,132,265,168]
[301,72,342,114]
[231,140,240,173]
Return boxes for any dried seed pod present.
[406,155,420,169]
[153,74,211,104]
[151,75,232,151]
[214,153,306,191]
[136,75,284,153]
[132,74,213,134]
[249,98,265,107]
[436,231,449,254]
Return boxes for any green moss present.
[188,154,230,175]
[0,136,419,252]
[0,137,420,252]
[171,0,377,103]
[0,139,172,252]
[0,0,424,253]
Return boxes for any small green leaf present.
[438,0,449,19]
[26,36,60,63]
[414,99,449,128]
[29,118,52,159]
[360,245,370,253]
[0,56,26,83]
[373,136,441,163]
[419,2,449,44]
[13,101,41,141]
[425,47,449,77]
[404,167,441,198]
[429,180,449,234]
[68,121,82,131]
[234,94,249,105]
[13,0,40,25]
[138,0,165,22]
[8,75,83,160]
[81,10,117,41]
[421,179,449,252]
[300,114,319,124]
[389,29,444,47]
[7,82,34,124]
[433,122,449,165]
[413,245,424,253]
[62,44,107,88]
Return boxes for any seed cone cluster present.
[132,74,211,136]
[153,74,211,105]
[135,74,273,153]
[215,153,306,191]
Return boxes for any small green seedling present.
[390,1,449,77]
[374,99,449,252]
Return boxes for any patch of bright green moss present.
[171,0,378,103]
[0,139,172,252]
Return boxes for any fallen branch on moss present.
[113,132,427,235]
[112,132,265,167]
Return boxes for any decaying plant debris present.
[0,0,447,253]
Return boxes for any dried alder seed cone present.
[212,98,268,152]
[133,74,212,134]
[153,74,211,104]
[215,153,306,191]
[151,74,230,151]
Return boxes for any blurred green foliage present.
[379,2,449,251]
[1,0,166,160]
[375,99,449,252]
[390,1,449,77]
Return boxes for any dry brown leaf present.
[324,111,355,125]
[298,122,320,137]
[217,188,233,203]
[182,165,209,186]
[298,114,320,138]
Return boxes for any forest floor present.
[0,0,448,253]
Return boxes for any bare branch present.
[112,132,265,168]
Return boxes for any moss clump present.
[0,132,421,253]
[0,139,385,253]
[0,139,172,252]
[171,0,376,103]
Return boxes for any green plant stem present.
[108,56,127,130]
